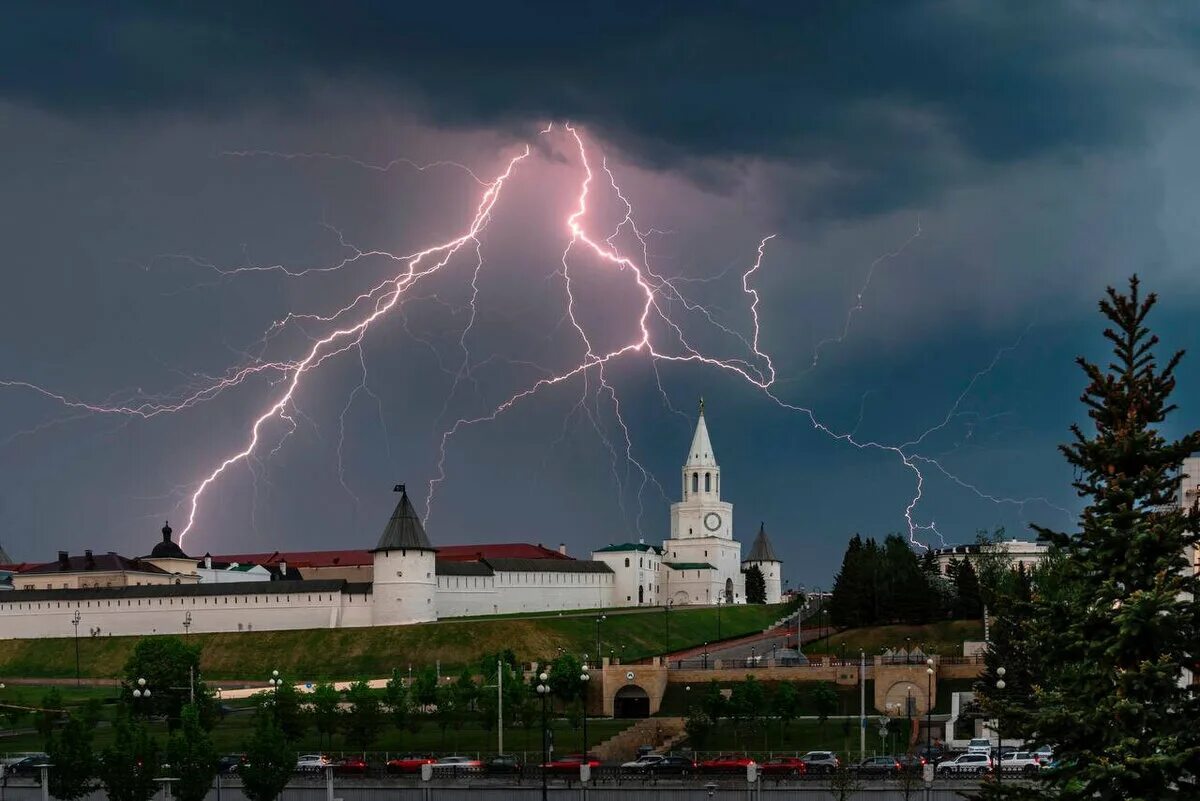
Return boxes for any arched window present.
[624,558,630,568]
[692,472,699,493]
[705,472,711,492]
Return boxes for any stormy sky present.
[2,2,1200,586]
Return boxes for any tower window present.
[624,558,630,568]
[692,472,698,493]
[705,472,711,492]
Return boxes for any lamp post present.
[580,665,590,762]
[156,765,179,801]
[925,659,935,759]
[71,611,81,686]
[716,596,723,640]
[664,600,672,655]
[182,612,192,637]
[268,669,281,694]
[536,672,550,801]
[994,667,1006,784]
[702,642,708,670]
[132,677,151,711]
[841,641,847,664]
[593,615,606,667]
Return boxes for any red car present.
[699,754,757,773]
[758,756,808,777]
[334,756,370,776]
[542,754,601,774]
[386,754,436,774]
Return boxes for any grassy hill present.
[805,619,985,657]
[0,602,791,681]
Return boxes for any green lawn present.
[804,620,984,657]
[0,602,792,681]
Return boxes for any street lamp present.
[132,677,151,700]
[926,658,935,761]
[536,672,551,801]
[580,665,591,765]
[715,596,723,640]
[664,600,672,655]
[71,611,81,686]
[183,612,192,636]
[702,642,709,670]
[994,667,1007,784]
[268,669,281,693]
[594,615,606,666]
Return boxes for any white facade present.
[661,407,746,605]
[0,406,784,640]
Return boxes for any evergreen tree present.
[952,558,983,619]
[97,716,160,801]
[883,535,927,623]
[268,679,306,743]
[745,565,767,603]
[165,705,218,801]
[919,549,951,621]
[830,535,867,627]
[860,538,884,624]
[239,710,293,801]
[46,716,96,800]
[36,688,65,740]
[980,277,1200,800]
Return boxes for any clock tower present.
[662,400,744,605]
[670,399,733,540]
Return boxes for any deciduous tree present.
[165,704,218,801]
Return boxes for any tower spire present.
[685,403,717,467]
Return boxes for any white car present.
[1033,745,1054,765]
[999,751,1041,776]
[622,755,665,771]
[937,753,992,776]
[295,754,330,772]
[966,738,992,755]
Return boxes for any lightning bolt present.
[1,124,1067,553]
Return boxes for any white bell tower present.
[670,398,733,540]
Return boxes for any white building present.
[592,403,782,607]
[932,539,1049,576]
[0,405,782,640]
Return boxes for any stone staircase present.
[592,717,685,762]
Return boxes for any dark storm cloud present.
[3,2,1195,216]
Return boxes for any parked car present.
[334,756,370,776]
[937,753,993,776]
[856,756,901,777]
[799,751,840,775]
[485,755,522,775]
[295,754,330,772]
[542,754,601,774]
[1033,745,1054,765]
[217,754,247,775]
[386,754,436,774]
[998,751,1041,777]
[758,756,808,777]
[4,755,50,778]
[966,739,993,755]
[896,754,927,773]
[622,755,665,772]
[698,754,756,773]
[1,753,47,769]
[646,756,696,776]
[431,756,482,774]
[914,744,944,763]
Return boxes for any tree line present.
[684,676,841,750]
[828,531,998,628]
[32,641,597,801]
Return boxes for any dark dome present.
[150,521,189,559]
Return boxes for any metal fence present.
[0,777,994,801]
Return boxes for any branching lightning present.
[0,124,1068,551]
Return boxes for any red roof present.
[209,543,571,568]
[436,543,572,562]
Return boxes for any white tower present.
[663,399,744,605]
[742,522,783,604]
[371,484,438,626]
[670,398,733,540]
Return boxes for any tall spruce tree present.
[979,277,1200,800]
[745,565,767,603]
[830,535,867,627]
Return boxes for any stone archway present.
[672,590,690,605]
[613,684,651,718]
[724,577,733,603]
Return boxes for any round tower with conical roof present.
[371,484,438,625]
[742,521,782,604]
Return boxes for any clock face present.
[704,512,722,531]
